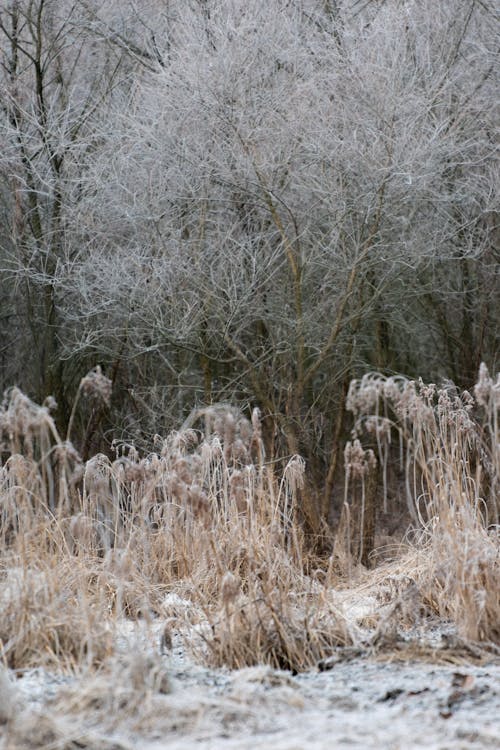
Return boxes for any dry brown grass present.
[346,365,500,644]
[0,558,114,670]
[0,365,498,685]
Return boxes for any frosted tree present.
[0,0,169,411]
[1,1,497,524]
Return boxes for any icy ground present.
[7,627,500,750]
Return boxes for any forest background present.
[0,0,498,532]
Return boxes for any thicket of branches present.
[0,0,498,524]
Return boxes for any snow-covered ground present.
[4,621,499,750]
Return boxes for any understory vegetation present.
[0,364,498,679]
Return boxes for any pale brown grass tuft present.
[0,558,115,670]
[347,364,500,644]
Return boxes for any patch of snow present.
[5,625,499,750]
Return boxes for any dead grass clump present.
[415,518,500,644]
[347,364,500,644]
[346,366,498,526]
[0,387,83,515]
[59,650,171,722]
[1,384,339,675]
[202,582,351,673]
[5,709,129,750]
[183,507,352,672]
[0,560,114,670]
